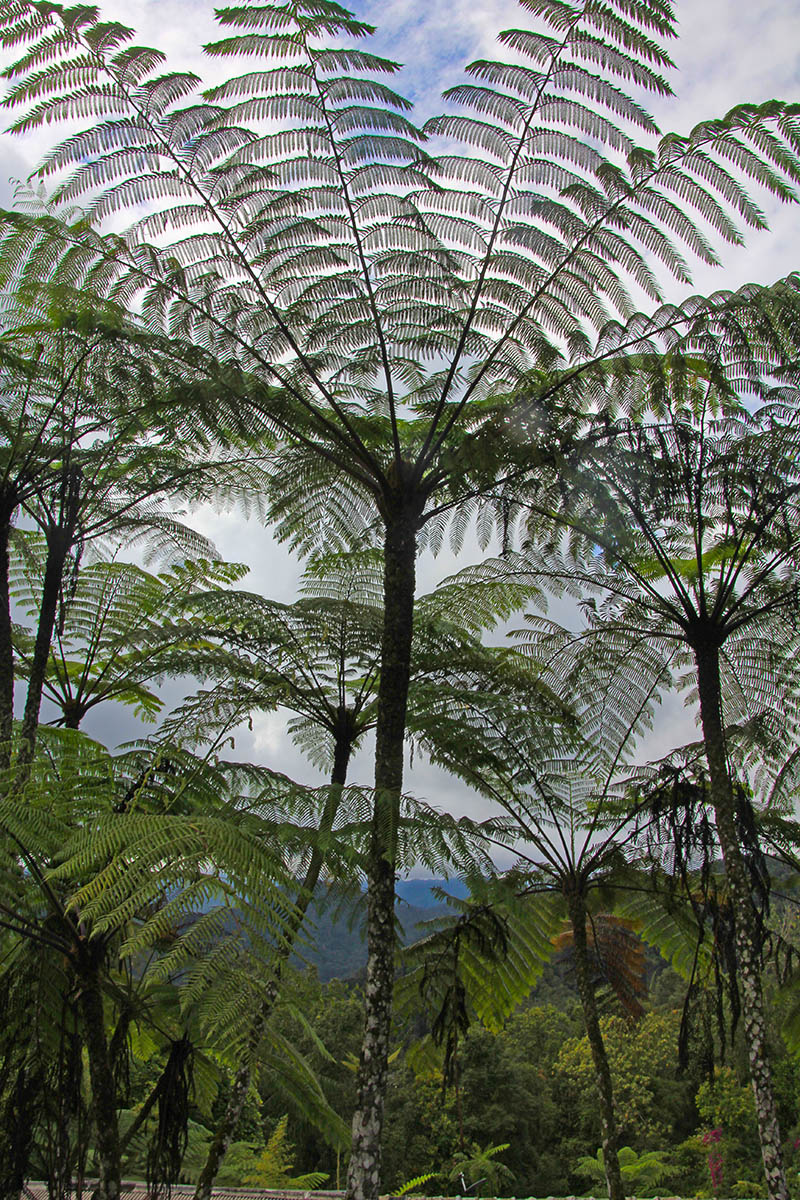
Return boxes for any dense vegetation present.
[15,917,799,1198]
[208,955,800,1198]
[1,0,800,1198]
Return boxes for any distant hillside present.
[395,878,469,906]
[294,879,466,981]
[294,879,586,1012]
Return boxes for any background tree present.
[181,563,381,1198]
[405,668,668,1200]
[471,379,800,1197]
[0,519,356,1195]
[0,716,354,1198]
[10,546,247,730]
[0,286,274,774]
[183,553,554,1195]
[64,545,519,1194]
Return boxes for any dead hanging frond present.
[408,898,510,1088]
[0,941,88,1200]
[108,1002,133,1111]
[734,787,771,932]
[0,1064,44,1199]
[145,1035,195,1199]
[636,766,735,1069]
[47,1007,86,1200]
[640,766,718,904]
[56,531,84,640]
[0,963,44,1198]
[635,763,779,1070]
[554,913,648,1019]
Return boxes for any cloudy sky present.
[1,0,799,835]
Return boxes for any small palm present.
[577,1146,670,1194]
[448,1142,513,1196]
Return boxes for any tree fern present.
[493,379,800,1199]
[0,720,353,1196]
[11,539,247,728]
[393,635,710,1200]
[0,280,278,780]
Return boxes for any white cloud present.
[187,502,303,603]
[250,708,291,757]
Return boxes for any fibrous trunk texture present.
[19,464,82,769]
[78,961,121,1200]
[567,888,625,1200]
[695,642,788,1200]
[18,524,72,769]
[0,491,17,772]
[346,503,417,1200]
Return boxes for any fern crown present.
[2,0,799,538]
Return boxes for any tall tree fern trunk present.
[346,497,417,1200]
[191,732,353,1200]
[17,523,73,770]
[18,466,81,770]
[695,642,788,1200]
[78,959,121,1200]
[566,888,625,1200]
[0,490,17,773]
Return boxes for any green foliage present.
[392,1173,437,1197]
[0,716,352,1188]
[244,1114,329,1189]
[398,883,563,1073]
[697,1067,759,1136]
[447,1141,514,1196]
[556,1010,696,1146]
[576,1145,670,1195]
[694,1065,763,1192]
[451,1006,581,1196]
[251,973,363,1185]
[381,1067,461,1193]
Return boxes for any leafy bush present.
[576,1145,670,1196]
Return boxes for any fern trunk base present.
[79,963,121,1200]
[567,888,625,1200]
[695,643,788,1200]
[346,498,418,1200]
